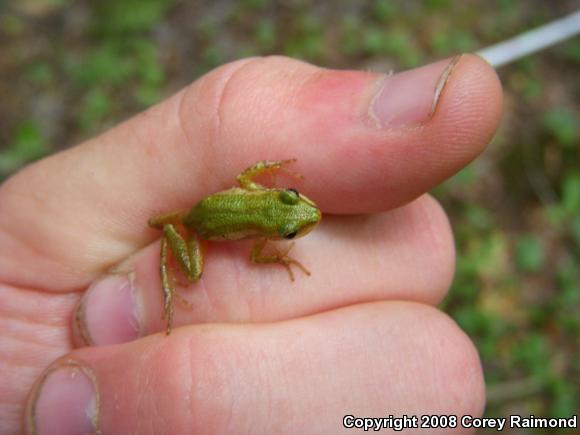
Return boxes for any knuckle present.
[177,57,260,151]
[177,56,318,154]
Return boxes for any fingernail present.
[26,361,99,435]
[370,55,463,127]
[74,274,141,346]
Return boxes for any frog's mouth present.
[296,210,321,238]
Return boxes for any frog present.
[148,159,321,334]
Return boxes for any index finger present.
[0,55,501,291]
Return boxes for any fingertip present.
[412,303,486,416]
[407,194,456,304]
[433,53,503,158]
[73,274,143,347]
[347,53,503,213]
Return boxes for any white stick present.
[477,9,580,68]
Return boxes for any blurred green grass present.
[1,0,578,429]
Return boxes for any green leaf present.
[513,334,551,379]
[299,15,322,37]
[562,40,580,64]
[522,77,543,101]
[425,0,451,10]
[383,29,410,57]
[372,0,395,23]
[498,0,517,12]
[515,235,544,273]
[94,0,173,34]
[27,62,54,86]
[135,84,162,107]
[561,172,580,215]
[78,89,111,132]
[66,44,135,87]
[362,26,387,55]
[478,232,509,278]
[11,121,46,160]
[0,121,48,177]
[243,0,267,11]
[340,16,362,56]
[465,205,493,230]
[450,31,476,53]
[429,31,452,56]
[132,40,165,86]
[542,108,578,147]
[449,165,476,187]
[0,13,25,36]
[570,215,580,245]
[201,46,223,69]
[254,18,276,51]
[451,280,479,299]
[549,377,578,417]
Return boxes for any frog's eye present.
[279,222,299,239]
[279,188,300,205]
[283,230,298,240]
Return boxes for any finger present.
[0,55,500,291]
[0,282,79,435]
[26,302,484,435]
[72,195,454,345]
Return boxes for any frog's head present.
[276,188,321,240]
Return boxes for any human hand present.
[0,55,501,434]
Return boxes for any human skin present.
[0,55,502,434]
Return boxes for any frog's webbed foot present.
[173,291,193,310]
[167,268,194,309]
[237,159,303,190]
[250,238,311,282]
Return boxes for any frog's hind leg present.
[237,159,303,190]
[159,235,196,335]
[159,237,174,334]
[250,237,310,282]
[163,224,204,281]
[157,221,204,335]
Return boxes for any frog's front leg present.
[250,237,310,281]
[237,159,302,190]
[158,223,204,334]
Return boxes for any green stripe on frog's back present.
[184,188,290,240]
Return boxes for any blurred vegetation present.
[0,0,578,430]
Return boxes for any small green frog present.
[149,159,321,334]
